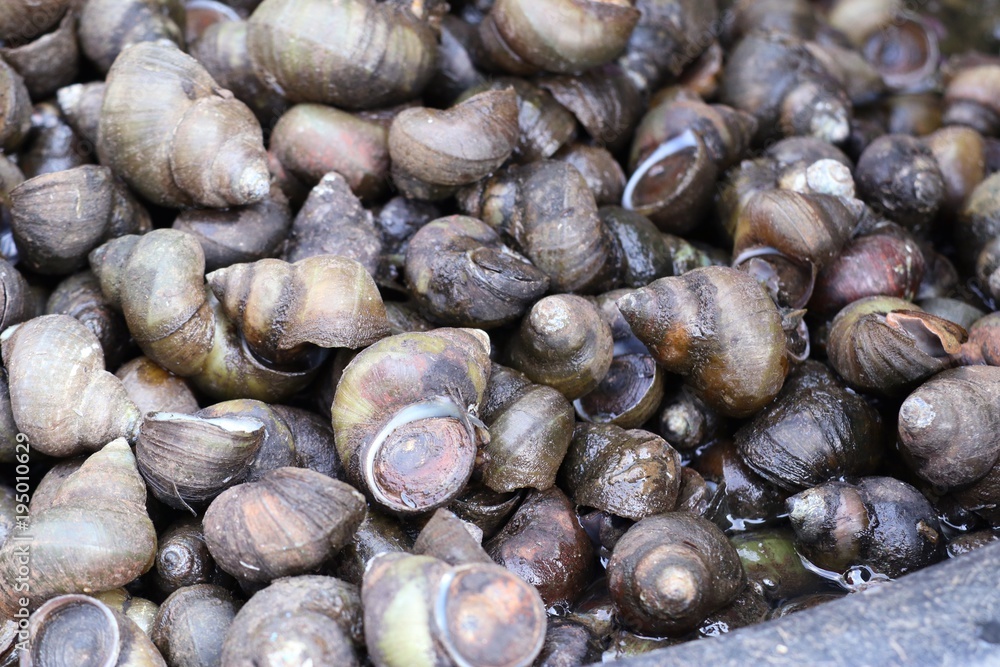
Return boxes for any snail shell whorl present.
[207,254,391,364]
[617,266,788,418]
[0,315,140,457]
[99,41,268,209]
[0,440,156,616]
[332,328,492,514]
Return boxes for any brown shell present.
[207,254,390,365]
[616,266,789,418]
[332,328,492,515]
[0,315,140,457]
[405,215,549,329]
[0,12,79,101]
[462,77,577,163]
[480,0,640,74]
[560,423,682,521]
[389,89,519,199]
[479,363,575,493]
[827,296,967,396]
[507,294,615,401]
[486,487,595,607]
[46,271,135,370]
[269,104,388,200]
[363,553,547,667]
[222,575,363,666]
[538,64,642,151]
[204,467,366,582]
[733,190,858,270]
[629,98,757,172]
[898,366,1000,491]
[811,224,926,316]
[0,440,157,616]
[607,512,745,636]
[622,129,719,235]
[461,160,614,293]
[11,165,151,275]
[247,0,438,110]
[136,411,265,510]
[99,41,269,209]
[79,0,186,73]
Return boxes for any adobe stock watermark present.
[10,433,32,656]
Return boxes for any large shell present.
[91,230,324,402]
[507,294,615,401]
[98,41,269,209]
[26,594,166,667]
[898,366,1000,491]
[247,0,438,109]
[269,104,387,199]
[0,315,140,457]
[560,424,682,521]
[616,266,789,418]
[11,165,151,275]
[204,467,366,582]
[607,512,745,636]
[0,440,157,616]
[461,160,614,293]
[389,89,520,199]
[0,0,69,43]
[151,585,239,667]
[332,328,492,515]
[787,477,942,578]
[363,553,547,667]
[207,254,391,365]
[222,575,363,666]
[735,365,883,492]
[733,190,859,270]
[721,32,851,143]
[136,411,265,510]
[479,363,575,493]
[480,0,640,74]
[827,296,967,396]
[486,487,594,607]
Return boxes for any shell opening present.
[363,396,485,514]
[433,565,546,667]
[623,129,702,211]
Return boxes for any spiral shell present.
[332,328,492,515]
[99,41,269,209]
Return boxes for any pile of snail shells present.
[3,0,1000,664]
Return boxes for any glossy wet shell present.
[617,266,788,418]
[560,423,682,520]
[607,512,745,636]
[735,381,883,492]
